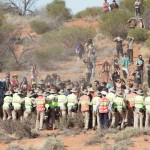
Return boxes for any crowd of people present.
[0,0,149,133]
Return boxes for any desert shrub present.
[87,129,118,145]
[46,0,71,21]
[56,114,84,131]
[100,9,132,38]
[110,139,132,150]
[142,10,150,30]
[40,137,66,150]
[115,127,150,142]
[7,144,23,150]
[74,7,102,19]
[30,20,50,34]
[0,120,37,138]
[128,28,149,42]
[0,13,5,27]
[120,0,150,14]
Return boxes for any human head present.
[138,55,142,59]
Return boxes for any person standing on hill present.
[136,55,144,83]
[83,57,93,83]
[110,0,119,11]
[114,35,123,58]
[126,36,134,64]
[84,38,95,56]
[134,0,141,17]
[76,42,84,63]
[120,53,130,79]
[103,0,110,13]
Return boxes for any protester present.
[103,0,110,13]
[114,35,123,58]
[110,0,119,11]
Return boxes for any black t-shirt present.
[133,70,141,83]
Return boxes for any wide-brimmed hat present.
[137,90,144,95]
[37,91,43,96]
[27,92,33,97]
[147,91,150,96]
[12,74,18,78]
[58,90,65,95]
[5,91,12,96]
[88,87,95,92]
[117,92,123,97]
[70,88,78,93]
[50,89,57,94]
[17,91,22,95]
[101,91,107,96]
[82,89,89,95]
[94,91,101,97]
[130,88,137,93]
[109,88,116,93]
[38,80,44,85]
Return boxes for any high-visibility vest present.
[107,92,116,104]
[35,96,45,112]
[134,95,144,109]
[48,94,58,108]
[58,95,67,110]
[91,97,100,111]
[145,96,150,111]
[127,93,136,108]
[80,95,90,112]
[3,96,12,109]
[113,96,125,111]
[25,97,32,110]
[12,94,22,110]
[98,97,109,113]
[67,94,77,108]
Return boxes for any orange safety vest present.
[36,96,45,112]
[80,95,90,112]
[99,97,109,113]
[127,93,136,108]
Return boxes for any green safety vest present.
[67,94,77,108]
[58,95,67,107]
[25,97,32,109]
[48,94,58,108]
[107,92,116,104]
[3,96,12,109]
[91,97,100,111]
[12,94,22,110]
[113,96,125,110]
[145,97,150,111]
[135,95,144,109]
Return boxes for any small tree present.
[100,9,132,38]
[46,0,72,21]
[2,0,38,16]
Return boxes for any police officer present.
[79,89,90,132]
[67,88,78,117]
[112,92,126,129]
[3,91,12,121]
[144,90,150,128]
[134,90,144,129]
[12,90,24,120]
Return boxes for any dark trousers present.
[86,73,91,83]
[127,49,133,63]
[99,113,109,129]
[148,78,150,88]
[122,70,127,79]
[116,47,123,58]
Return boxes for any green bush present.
[128,28,149,42]
[46,0,71,21]
[100,9,132,38]
[0,13,6,28]
[74,7,102,19]
[30,20,50,34]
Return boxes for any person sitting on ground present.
[110,0,119,11]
